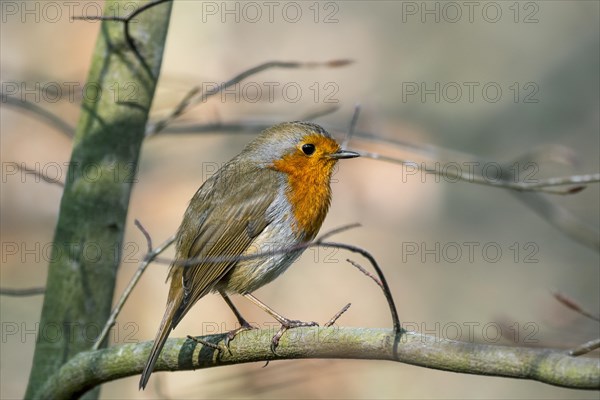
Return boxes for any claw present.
[270,319,318,354]
[223,322,257,354]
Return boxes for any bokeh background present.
[1,1,599,399]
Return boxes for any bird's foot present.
[271,319,318,354]
[223,322,258,353]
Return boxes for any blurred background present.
[1,1,599,398]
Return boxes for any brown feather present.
[139,122,355,389]
[139,164,277,387]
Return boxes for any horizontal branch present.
[2,94,75,138]
[37,327,599,398]
[0,287,45,296]
[358,151,599,194]
[146,59,352,136]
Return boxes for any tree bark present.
[25,1,173,398]
[35,328,600,398]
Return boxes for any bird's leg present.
[243,293,318,353]
[220,291,257,350]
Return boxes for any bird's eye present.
[301,143,316,156]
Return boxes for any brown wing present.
[170,164,280,326]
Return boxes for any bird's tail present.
[139,301,178,390]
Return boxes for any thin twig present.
[358,151,599,194]
[92,224,176,350]
[163,120,378,137]
[155,224,358,267]
[346,259,382,288]
[151,223,401,334]
[6,162,65,187]
[521,174,600,190]
[73,0,172,77]
[553,292,600,322]
[160,122,460,163]
[509,186,599,251]
[160,120,589,195]
[157,119,595,196]
[2,94,75,138]
[319,241,401,335]
[135,219,153,254]
[146,59,353,136]
[0,287,46,296]
[122,0,172,74]
[163,120,592,195]
[342,104,360,149]
[324,303,351,327]
[569,338,600,357]
[161,121,282,134]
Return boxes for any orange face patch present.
[271,134,341,239]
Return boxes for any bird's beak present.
[328,149,360,159]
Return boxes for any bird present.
[139,121,359,389]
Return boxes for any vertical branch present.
[25,1,173,399]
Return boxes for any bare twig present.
[0,287,46,296]
[2,94,75,138]
[324,303,352,327]
[161,121,269,135]
[146,59,353,136]
[570,338,600,357]
[358,151,599,194]
[135,219,153,254]
[92,222,176,350]
[157,119,593,197]
[6,162,65,187]
[510,190,599,251]
[164,122,600,195]
[154,225,359,267]
[520,174,599,190]
[159,121,586,195]
[507,145,599,249]
[320,241,401,335]
[346,259,382,288]
[342,104,360,149]
[554,292,600,322]
[73,0,172,77]
[151,223,401,334]
[160,122,460,166]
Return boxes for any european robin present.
[139,121,359,389]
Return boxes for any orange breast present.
[271,135,339,240]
